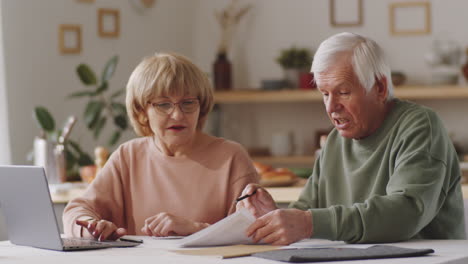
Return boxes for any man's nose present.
[325,95,341,113]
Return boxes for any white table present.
[0,238,468,264]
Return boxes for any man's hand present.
[246,209,313,245]
[76,219,127,241]
[141,212,209,237]
[236,183,277,218]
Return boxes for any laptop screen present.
[0,166,64,250]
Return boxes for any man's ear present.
[375,76,388,103]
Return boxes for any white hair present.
[311,32,394,101]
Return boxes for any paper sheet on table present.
[178,208,255,247]
[172,244,281,259]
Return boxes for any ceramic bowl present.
[261,79,287,90]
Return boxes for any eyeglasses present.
[149,98,200,115]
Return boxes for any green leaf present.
[94,81,108,95]
[33,106,55,132]
[84,101,104,129]
[76,64,97,85]
[114,115,128,130]
[66,138,94,167]
[111,102,127,115]
[67,139,83,155]
[77,152,94,166]
[102,55,119,83]
[65,149,77,171]
[93,117,107,139]
[276,46,313,69]
[110,88,125,99]
[67,90,96,99]
[108,131,121,146]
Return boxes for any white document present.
[178,208,255,247]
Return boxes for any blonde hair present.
[126,52,214,136]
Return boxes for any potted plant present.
[68,55,128,146]
[33,106,94,182]
[276,46,313,88]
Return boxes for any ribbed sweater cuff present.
[310,208,334,239]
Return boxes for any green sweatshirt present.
[290,99,466,243]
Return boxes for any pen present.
[235,189,257,203]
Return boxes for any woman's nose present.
[169,104,184,120]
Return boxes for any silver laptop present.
[0,165,140,251]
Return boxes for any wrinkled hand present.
[76,219,127,241]
[236,183,277,218]
[246,209,313,245]
[141,212,209,237]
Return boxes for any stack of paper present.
[178,208,255,247]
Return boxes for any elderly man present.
[238,32,466,244]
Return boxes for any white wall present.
[2,0,197,164]
[5,0,468,163]
[0,0,10,242]
[0,0,10,165]
[191,0,468,154]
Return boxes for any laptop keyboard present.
[62,238,106,247]
[62,237,140,249]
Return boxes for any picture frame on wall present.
[329,0,363,27]
[98,8,120,38]
[390,2,431,36]
[58,24,82,54]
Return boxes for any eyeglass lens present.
[152,99,199,114]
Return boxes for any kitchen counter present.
[50,180,468,204]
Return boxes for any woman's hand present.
[236,183,277,218]
[76,219,127,241]
[141,213,209,237]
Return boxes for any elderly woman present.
[63,52,258,241]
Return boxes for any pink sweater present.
[63,136,258,237]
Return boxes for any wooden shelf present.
[215,89,322,103]
[394,86,468,100]
[214,86,468,104]
[252,155,315,165]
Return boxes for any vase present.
[80,165,97,184]
[271,131,294,156]
[462,48,468,82]
[33,137,67,184]
[299,72,315,90]
[213,52,232,91]
[284,68,301,88]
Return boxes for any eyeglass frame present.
[148,97,200,115]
